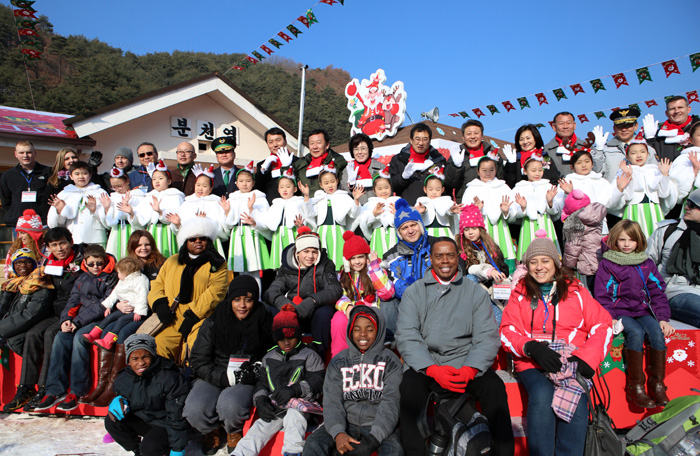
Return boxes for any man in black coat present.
[0,140,51,227]
[645,95,700,162]
[211,136,239,197]
[256,127,298,203]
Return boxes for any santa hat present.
[15,209,44,245]
[342,231,370,272]
[394,198,424,234]
[193,164,215,179]
[273,304,301,341]
[110,167,125,179]
[459,204,485,231]
[322,160,337,175]
[373,165,391,181]
[561,189,591,221]
[280,167,296,182]
[520,149,544,172]
[627,131,649,148]
[424,165,445,185]
[148,159,170,178]
[236,160,255,179]
[486,148,501,161]
[176,216,219,248]
[11,248,37,275]
[294,226,321,254]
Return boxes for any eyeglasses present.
[138,152,155,158]
[353,146,370,152]
[176,150,194,156]
[187,237,207,243]
[687,200,699,211]
[86,261,104,267]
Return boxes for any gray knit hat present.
[522,229,561,267]
[114,146,134,165]
[124,334,157,361]
[688,189,700,207]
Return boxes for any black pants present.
[105,414,171,456]
[20,317,60,386]
[399,368,515,456]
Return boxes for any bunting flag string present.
[10,0,44,60]
[224,0,343,74]
[448,52,699,118]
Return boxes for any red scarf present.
[409,146,428,164]
[467,144,485,161]
[308,152,329,169]
[555,133,578,148]
[48,250,75,268]
[354,160,372,181]
[662,116,692,133]
[268,153,282,171]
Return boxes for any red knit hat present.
[273,303,301,341]
[15,209,43,245]
[459,204,485,232]
[342,231,370,272]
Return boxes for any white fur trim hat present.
[177,217,219,248]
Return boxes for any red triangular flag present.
[536,93,548,105]
[688,91,700,105]
[472,108,485,118]
[662,60,680,78]
[577,114,589,123]
[502,101,515,112]
[570,84,585,95]
[612,73,629,89]
[645,100,658,108]
[298,15,310,28]
[320,0,338,4]
[277,31,293,43]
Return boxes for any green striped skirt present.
[269,227,297,270]
[517,214,561,261]
[318,224,345,271]
[148,223,179,258]
[106,222,132,261]
[370,226,397,259]
[228,225,271,272]
[484,217,516,272]
[426,226,454,240]
[623,202,664,239]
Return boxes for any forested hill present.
[0,4,352,145]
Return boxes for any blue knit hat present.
[394,198,425,233]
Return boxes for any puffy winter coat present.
[646,219,700,300]
[60,254,118,329]
[324,306,402,443]
[263,244,343,319]
[0,287,55,353]
[45,244,85,317]
[500,279,613,373]
[113,356,190,452]
[389,144,449,205]
[562,202,606,276]
[46,183,109,244]
[101,271,151,316]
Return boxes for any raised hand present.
[388,202,396,214]
[500,195,513,215]
[99,193,111,212]
[247,193,256,213]
[690,151,700,177]
[450,202,463,214]
[294,214,304,227]
[592,125,609,150]
[49,195,66,214]
[558,178,573,194]
[241,212,256,227]
[502,144,517,163]
[218,195,230,215]
[546,185,558,206]
[277,147,293,167]
[117,192,133,215]
[150,195,161,213]
[617,172,632,192]
[450,144,465,167]
[85,195,97,213]
[642,113,658,139]
[165,212,181,227]
[658,157,671,177]
[415,202,426,214]
[372,202,385,217]
[370,250,378,262]
[298,181,310,199]
[619,159,633,175]
[195,210,207,218]
[515,193,527,210]
[472,196,484,211]
[352,184,365,203]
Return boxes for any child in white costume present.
[669,122,700,200]
[133,160,185,258]
[101,167,146,260]
[461,156,518,271]
[301,161,362,270]
[513,152,564,260]
[415,165,461,238]
[358,166,399,259]
[47,161,109,245]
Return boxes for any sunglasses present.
[187,237,207,243]
[138,152,155,158]
[86,261,104,267]
[687,200,699,211]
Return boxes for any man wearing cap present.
[170,142,197,196]
[211,136,239,197]
[543,112,602,177]
[645,95,700,162]
[396,237,514,456]
[127,142,158,192]
[0,140,51,228]
[292,129,347,196]
[256,127,298,203]
[647,189,700,328]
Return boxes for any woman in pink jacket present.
[500,233,613,456]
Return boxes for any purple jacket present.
[594,255,671,322]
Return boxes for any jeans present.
[518,368,589,456]
[379,299,399,339]
[104,414,171,456]
[45,322,97,397]
[115,319,144,341]
[302,423,403,456]
[183,379,254,434]
[233,408,308,455]
[668,293,700,328]
[620,315,666,351]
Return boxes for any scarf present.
[177,248,225,304]
[400,231,431,282]
[1,267,54,294]
[409,146,428,164]
[308,152,328,169]
[602,250,648,266]
[666,220,700,285]
[354,160,372,181]
[555,133,578,148]
[210,290,271,359]
[466,144,485,161]
[661,116,692,135]
[268,153,282,172]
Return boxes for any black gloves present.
[178,310,200,337]
[87,151,103,168]
[568,355,595,379]
[238,361,260,385]
[347,434,380,456]
[255,396,279,422]
[153,298,175,326]
[525,341,562,373]
[271,383,302,406]
[295,298,316,319]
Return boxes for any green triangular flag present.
[269,38,282,49]
[664,95,674,104]
[629,103,641,112]
[635,67,652,84]
[553,88,567,101]
[535,123,545,129]
[517,97,530,109]
[306,9,318,25]
[590,79,606,93]
[252,51,264,61]
[11,0,36,10]
[690,53,700,72]
[594,111,606,119]
[458,111,469,118]
[287,24,302,37]
[486,105,499,115]
[14,18,36,29]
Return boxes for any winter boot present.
[624,349,656,408]
[91,343,126,407]
[226,431,243,453]
[80,346,114,404]
[3,384,36,412]
[82,326,103,343]
[95,332,118,351]
[647,347,670,406]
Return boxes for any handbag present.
[135,296,180,337]
[578,373,625,456]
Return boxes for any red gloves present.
[426,365,478,393]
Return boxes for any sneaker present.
[23,386,45,412]
[226,431,243,453]
[201,428,223,455]
[2,385,36,412]
[34,394,65,412]
[56,393,79,411]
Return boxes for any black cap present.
[212,136,236,152]
[610,107,641,125]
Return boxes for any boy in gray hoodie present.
[303,306,403,456]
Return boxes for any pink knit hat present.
[459,204,485,231]
[561,189,591,221]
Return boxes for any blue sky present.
[13,0,700,142]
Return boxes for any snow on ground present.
[0,413,225,456]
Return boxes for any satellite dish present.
[421,107,439,123]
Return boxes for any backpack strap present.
[661,221,680,251]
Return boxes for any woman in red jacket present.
[500,233,613,456]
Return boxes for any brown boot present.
[227,431,243,453]
[80,346,114,404]
[647,347,670,406]
[91,343,126,407]
[624,349,656,408]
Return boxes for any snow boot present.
[95,332,118,351]
[82,326,103,343]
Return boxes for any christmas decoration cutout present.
[345,69,407,141]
